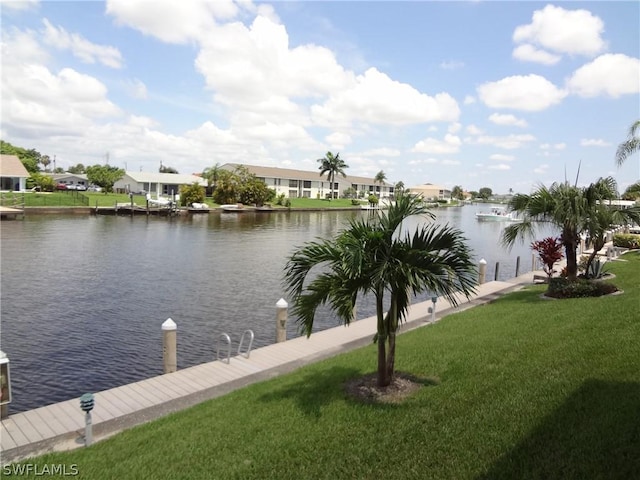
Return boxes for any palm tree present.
[202,163,221,193]
[616,120,640,166]
[317,152,348,200]
[374,170,387,195]
[502,176,639,281]
[284,191,477,387]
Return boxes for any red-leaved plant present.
[531,237,564,279]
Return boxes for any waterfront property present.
[221,163,394,199]
[407,182,452,202]
[0,155,29,192]
[113,171,207,196]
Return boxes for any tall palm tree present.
[374,170,387,195]
[202,163,221,191]
[616,120,640,166]
[284,191,477,387]
[317,152,348,200]
[502,176,639,281]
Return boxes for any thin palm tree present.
[502,176,639,281]
[374,170,387,195]
[284,191,477,387]
[202,163,221,191]
[616,120,640,166]
[318,152,348,200]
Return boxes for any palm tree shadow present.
[476,379,640,480]
[258,366,361,418]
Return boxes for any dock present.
[0,274,542,464]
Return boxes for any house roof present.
[0,154,30,178]
[222,163,392,187]
[50,173,88,181]
[408,183,450,192]
[124,171,207,185]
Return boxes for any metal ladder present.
[215,329,254,364]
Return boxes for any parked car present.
[55,183,67,190]
[87,185,102,192]
[75,185,87,191]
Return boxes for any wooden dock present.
[0,277,533,464]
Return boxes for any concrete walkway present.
[1,272,538,464]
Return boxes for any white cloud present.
[311,67,460,127]
[441,159,461,166]
[567,54,640,98]
[581,138,611,147]
[42,19,123,68]
[473,134,536,150]
[411,134,461,154]
[106,0,240,44]
[440,60,464,70]
[489,154,515,162]
[512,44,561,65]
[2,64,121,137]
[533,164,549,174]
[124,78,147,99]
[409,158,438,165]
[478,74,567,111]
[0,0,38,11]
[359,147,401,157]
[325,131,352,150]
[448,122,462,134]
[466,124,484,135]
[463,95,476,105]
[539,143,566,150]
[488,113,528,128]
[488,164,511,171]
[513,4,606,57]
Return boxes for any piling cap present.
[162,318,177,331]
[276,298,288,308]
[479,258,487,264]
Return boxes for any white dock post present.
[276,298,288,343]
[162,318,177,374]
[478,258,487,285]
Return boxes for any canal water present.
[1,206,552,413]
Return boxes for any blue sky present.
[1,0,638,194]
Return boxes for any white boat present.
[475,207,519,222]
[220,203,252,212]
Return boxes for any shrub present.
[351,199,361,206]
[368,195,379,206]
[531,237,564,279]
[179,183,205,207]
[547,278,618,299]
[613,233,640,249]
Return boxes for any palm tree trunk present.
[376,293,388,387]
[384,297,398,386]
[385,333,396,386]
[565,242,579,281]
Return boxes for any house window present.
[303,180,311,188]
[288,190,298,198]
[288,180,298,188]
[302,190,311,198]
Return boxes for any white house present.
[221,163,394,199]
[114,171,207,196]
[49,173,89,188]
[0,154,29,191]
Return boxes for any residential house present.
[0,154,30,191]
[49,173,89,188]
[221,163,394,199]
[408,183,452,202]
[113,171,207,196]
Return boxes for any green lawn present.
[16,192,362,209]
[10,253,640,479]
